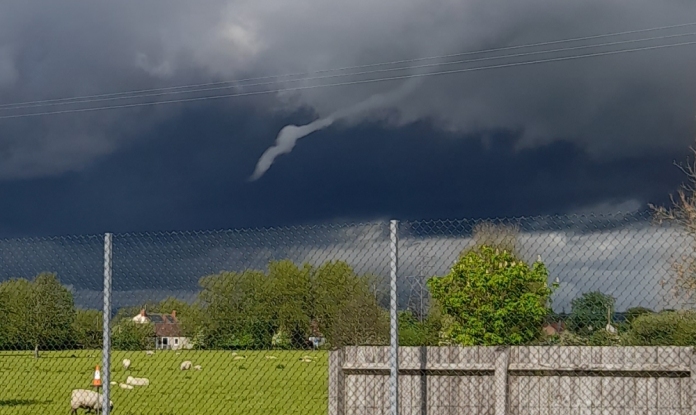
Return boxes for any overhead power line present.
[1,21,695,111]
[2,31,693,112]
[1,39,694,120]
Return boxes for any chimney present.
[140,309,145,317]
[171,310,177,320]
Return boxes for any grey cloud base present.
[0,0,694,179]
[0,213,685,313]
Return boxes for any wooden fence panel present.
[330,347,695,415]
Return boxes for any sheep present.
[145,350,154,356]
[194,365,202,371]
[70,389,113,415]
[119,383,134,390]
[180,360,192,370]
[126,376,150,386]
[122,359,131,370]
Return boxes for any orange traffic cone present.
[91,365,102,388]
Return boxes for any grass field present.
[0,350,328,415]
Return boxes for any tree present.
[0,279,31,350]
[72,309,103,349]
[651,144,696,306]
[567,291,615,336]
[198,270,273,349]
[195,259,390,350]
[112,320,155,351]
[427,245,554,346]
[266,261,312,348]
[27,273,76,357]
[310,261,388,347]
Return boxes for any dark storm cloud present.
[0,0,695,180]
[0,103,687,238]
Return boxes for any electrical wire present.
[2,31,694,112]
[1,21,695,110]
[2,40,694,120]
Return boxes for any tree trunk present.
[34,344,39,359]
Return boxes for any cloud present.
[0,0,694,179]
[0,47,17,87]
[1,214,688,312]
[250,78,421,180]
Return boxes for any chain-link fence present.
[1,211,695,414]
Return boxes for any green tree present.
[310,261,388,347]
[0,279,32,350]
[267,261,312,348]
[196,260,389,350]
[427,246,553,346]
[198,270,273,349]
[112,320,155,351]
[27,273,76,357]
[72,309,103,349]
[567,291,615,336]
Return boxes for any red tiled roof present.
[147,313,183,338]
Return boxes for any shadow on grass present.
[0,353,96,359]
[0,399,52,407]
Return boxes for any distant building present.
[308,319,326,349]
[133,309,192,350]
[542,321,566,336]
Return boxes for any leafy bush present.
[271,327,293,349]
[536,330,623,346]
[624,307,654,325]
[624,311,696,346]
[398,310,441,346]
[112,320,155,351]
[427,245,554,346]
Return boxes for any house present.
[542,321,566,336]
[132,309,192,350]
[308,319,326,349]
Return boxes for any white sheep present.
[180,360,192,370]
[145,350,154,356]
[70,389,113,415]
[122,359,131,370]
[126,376,150,386]
[194,365,202,371]
[119,383,134,390]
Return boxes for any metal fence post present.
[102,233,112,415]
[389,220,399,415]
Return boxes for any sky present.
[0,1,696,312]
[0,0,694,237]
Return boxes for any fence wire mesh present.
[1,212,696,414]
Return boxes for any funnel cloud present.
[250,78,422,180]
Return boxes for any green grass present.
[0,350,328,415]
